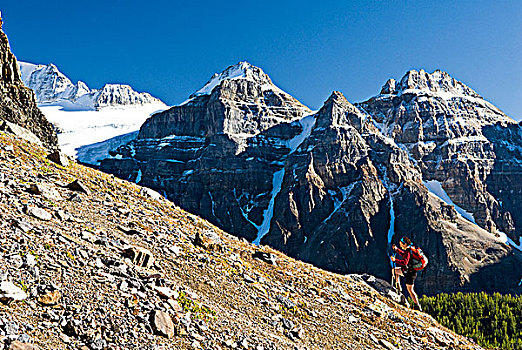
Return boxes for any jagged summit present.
[95,84,162,108]
[380,69,482,99]
[363,68,514,130]
[20,62,90,105]
[315,91,365,129]
[189,61,282,98]
[19,61,165,110]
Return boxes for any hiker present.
[391,236,422,311]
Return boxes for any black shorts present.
[403,269,417,285]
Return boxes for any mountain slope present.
[101,64,522,295]
[0,130,483,350]
[102,61,312,241]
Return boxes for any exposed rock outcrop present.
[0,15,57,149]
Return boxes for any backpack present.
[409,246,428,271]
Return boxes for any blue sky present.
[2,1,521,119]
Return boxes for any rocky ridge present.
[0,130,482,349]
[0,17,57,150]
[101,64,522,295]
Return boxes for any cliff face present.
[101,64,522,295]
[357,69,519,240]
[0,16,57,149]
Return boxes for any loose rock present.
[8,341,40,350]
[150,310,176,338]
[25,206,52,221]
[47,151,69,167]
[38,290,61,305]
[194,230,222,251]
[123,245,154,268]
[66,179,90,195]
[0,281,27,303]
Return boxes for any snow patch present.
[76,131,138,165]
[253,168,285,245]
[321,183,356,225]
[208,192,216,218]
[252,113,317,245]
[423,180,476,224]
[40,103,166,159]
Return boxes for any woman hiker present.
[391,236,422,311]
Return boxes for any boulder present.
[66,179,91,195]
[150,310,176,338]
[194,230,222,251]
[27,183,62,201]
[25,206,52,221]
[123,245,154,268]
[47,151,69,167]
[0,281,27,303]
[38,290,61,305]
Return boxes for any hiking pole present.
[390,253,402,293]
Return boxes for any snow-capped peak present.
[95,84,162,108]
[381,69,482,99]
[20,62,82,103]
[189,61,278,98]
[19,61,42,82]
[19,61,165,110]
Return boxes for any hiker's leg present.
[406,284,419,305]
[394,267,403,276]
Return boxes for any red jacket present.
[394,247,412,268]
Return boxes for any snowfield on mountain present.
[18,61,167,162]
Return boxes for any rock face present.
[101,64,522,295]
[0,16,57,149]
[357,69,519,239]
[19,62,163,110]
[102,61,311,242]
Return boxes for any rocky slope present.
[0,17,57,150]
[101,64,522,295]
[0,130,482,350]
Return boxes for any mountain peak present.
[190,61,275,98]
[19,61,165,110]
[325,90,349,104]
[381,69,482,99]
[316,91,363,129]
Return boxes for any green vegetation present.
[177,291,216,321]
[421,292,522,349]
[17,280,28,293]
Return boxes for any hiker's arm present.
[395,247,406,255]
[394,251,410,266]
